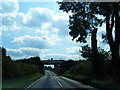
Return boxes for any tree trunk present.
[111,3,120,76]
[106,3,120,76]
[91,28,102,78]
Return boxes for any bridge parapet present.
[42,60,64,64]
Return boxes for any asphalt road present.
[26,70,98,90]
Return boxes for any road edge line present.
[25,78,40,89]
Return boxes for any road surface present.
[26,70,98,90]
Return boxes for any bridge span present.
[41,60,79,68]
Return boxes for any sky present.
[0,0,110,60]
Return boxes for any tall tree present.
[58,2,104,77]
[91,2,120,75]
[58,2,120,76]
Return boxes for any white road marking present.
[54,77,62,87]
[57,81,62,87]
[25,78,40,89]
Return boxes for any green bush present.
[67,60,91,76]
[2,47,43,79]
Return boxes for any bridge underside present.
[42,60,64,68]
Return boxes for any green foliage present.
[64,60,120,89]
[98,48,111,60]
[66,60,91,76]
[80,45,92,60]
[15,56,44,74]
[3,73,43,88]
[80,45,111,77]
[80,45,111,61]
[58,2,103,43]
[59,60,79,75]
[1,47,44,79]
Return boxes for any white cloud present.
[0,13,20,31]
[12,34,61,48]
[66,47,83,60]
[41,22,52,30]
[51,28,59,33]
[97,25,106,42]
[1,0,19,14]
[7,48,25,59]
[1,24,19,31]
[15,12,26,26]
[49,34,61,44]
[67,47,81,55]
[1,2,71,38]
[52,19,69,37]
[6,47,51,59]
[36,29,49,37]
[12,35,51,48]
[68,54,81,60]
[41,53,81,60]
[6,47,81,60]
[23,7,70,32]
[2,15,15,25]
[25,8,54,28]
[41,54,69,60]
[20,47,51,56]
[65,36,73,42]
[53,12,71,21]
[97,24,110,51]
[1,3,70,33]
[104,45,110,51]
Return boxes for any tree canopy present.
[58,2,120,75]
[58,2,104,43]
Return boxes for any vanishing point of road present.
[26,70,98,90]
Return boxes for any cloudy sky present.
[0,0,110,60]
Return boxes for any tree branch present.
[110,13,115,31]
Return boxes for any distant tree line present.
[1,47,44,79]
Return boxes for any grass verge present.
[2,72,43,89]
[63,73,120,89]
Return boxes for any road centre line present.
[57,81,62,87]
[54,77,62,87]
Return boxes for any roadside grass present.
[2,72,43,88]
[63,73,120,89]
[62,61,120,89]
[45,57,120,89]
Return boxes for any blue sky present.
[0,0,110,60]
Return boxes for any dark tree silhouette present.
[58,2,120,76]
[80,45,111,77]
[80,45,111,61]
[2,47,6,56]
[90,2,120,75]
[58,2,104,77]
[80,45,92,60]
